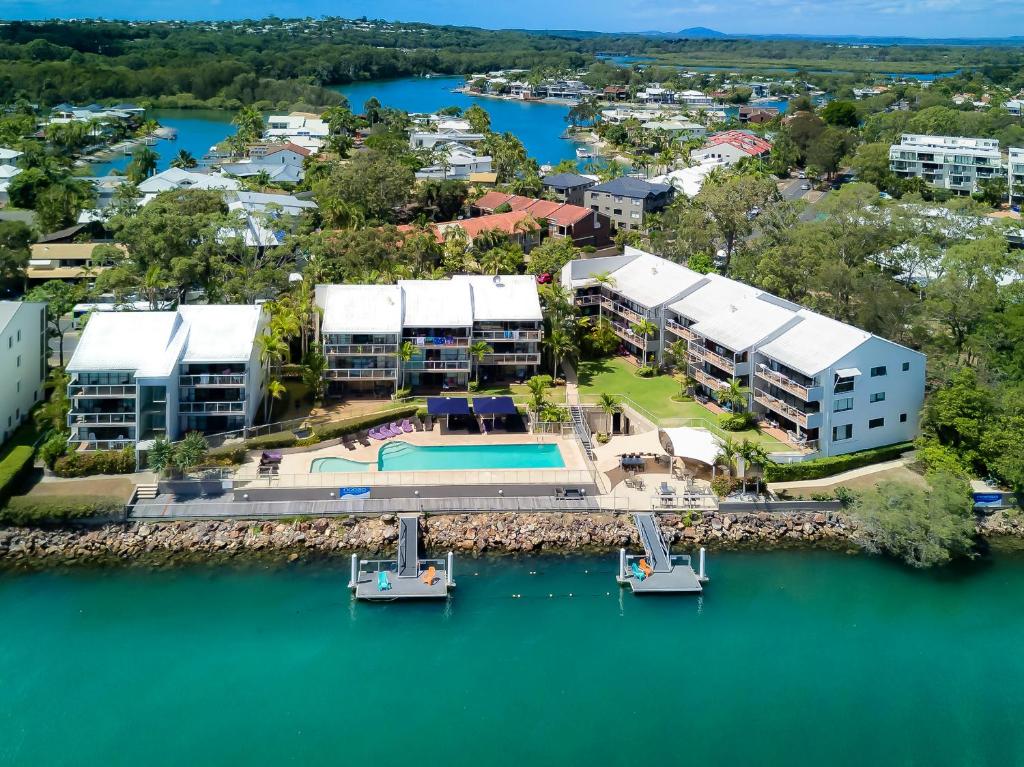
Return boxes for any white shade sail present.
[658,427,722,466]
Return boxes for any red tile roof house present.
[689,130,773,167]
[471,192,611,247]
[398,211,544,252]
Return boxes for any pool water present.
[310,442,565,472]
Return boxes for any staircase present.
[569,406,594,456]
[135,483,158,501]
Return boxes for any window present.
[902,362,910,372]
[833,397,854,413]
[16,329,20,342]
[869,417,884,429]
[630,212,640,219]
[834,376,854,394]
[613,209,622,216]
[870,365,887,377]
[900,413,908,423]
[832,424,853,441]
[15,381,19,393]
[870,392,885,403]
[16,355,20,368]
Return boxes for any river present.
[2,549,1022,765]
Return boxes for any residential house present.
[0,147,23,164]
[1005,99,1024,117]
[602,86,630,101]
[1010,147,1024,206]
[540,173,597,206]
[470,192,611,247]
[315,275,542,395]
[676,90,715,108]
[583,177,674,232]
[264,112,329,151]
[409,129,485,150]
[690,130,773,166]
[562,249,926,457]
[650,160,727,198]
[737,106,779,124]
[636,85,675,104]
[641,119,707,140]
[137,167,240,197]
[889,134,1002,195]
[27,242,125,283]
[65,305,267,457]
[415,143,493,181]
[0,163,22,205]
[0,301,47,446]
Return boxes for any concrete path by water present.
[768,454,914,493]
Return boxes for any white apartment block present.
[66,306,267,455]
[562,249,925,458]
[889,134,1002,194]
[315,275,543,397]
[1009,148,1024,206]
[0,302,47,446]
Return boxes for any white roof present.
[0,148,22,162]
[757,310,872,377]
[651,161,724,198]
[317,285,403,334]
[399,280,473,327]
[68,305,263,376]
[454,274,542,322]
[668,274,761,324]
[0,164,22,180]
[604,250,705,308]
[229,191,317,214]
[137,168,239,194]
[689,297,797,351]
[178,305,263,363]
[659,427,722,466]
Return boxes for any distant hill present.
[676,27,728,38]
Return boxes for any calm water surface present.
[1,550,1022,765]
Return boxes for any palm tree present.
[127,145,158,183]
[666,339,689,372]
[469,340,494,386]
[630,318,658,364]
[526,375,549,413]
[301,347,327,404]
[258,331,288,421]
[232,104,264,145]
[397,340,416,392]
[249,169,272,191]
[720,377,750,413]
[737,439,770,494]
[596,392,621,433]
[170,149,197,169]
[717,436,741,480]
[543,327,575,378]
[265,379,287,422]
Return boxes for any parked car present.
[800,182,811,191]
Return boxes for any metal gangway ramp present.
[397,514,419,578]
[634,512,672,573]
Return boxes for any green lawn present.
[576,357,787,451]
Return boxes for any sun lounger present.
[377,571,392,591]
[639,558,653,577]
[401,419,414,433]
[368,427,382,440]
[389,421,403,436]
[421,565,437,585]
[631,562,647,581]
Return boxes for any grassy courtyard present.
[576,356,788,451]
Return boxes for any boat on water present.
[576,146,595,159]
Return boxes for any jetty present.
[616,512,707,594]
[349,513,454,601]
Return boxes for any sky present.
[5,0,1024,39]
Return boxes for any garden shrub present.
[0,496,124,525]
[636,365,657,378]
[763,442,913,482]
[0,446,35,506]
[53,447,136,477]
[720,412,756,431]
[710,476,739,497]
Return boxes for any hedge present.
[0,422,41,506]
[53,447,136,478]
[0,496,124,525]
[764,442,913,483]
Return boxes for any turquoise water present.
[311,442,565,472]
[90,109,236,176]
[335,76,582,166]
[2,550,1023,765]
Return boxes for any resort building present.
[315,275,543,397]
[889,134,1002,194]
[583,178,675,233]
[562,249,926,457]
[0,301,47,446]
[66,305,267,455]
[1009,147,1024,206]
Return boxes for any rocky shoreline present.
[0,510,1019,570]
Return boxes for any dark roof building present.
[584,177,675,233]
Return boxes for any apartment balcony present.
[480,352,542,365]
[178,374,246,387]
[688,342,735,374]
[69,437,136,451]
[68,412,136,427]
[68,383,136,398]
[326,368,398,381]
[576,294,650,325]
[754,366,822,402]
[608,320,653,349]
[402,335,470,348]
[178,401,246,415]
[693,368,729,392]
[404,359,471,372]
[665,319,697,342]
[753,389,820,429]
[324,343,398,356]
[474,329,544,342]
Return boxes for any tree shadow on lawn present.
[575,358,614,388]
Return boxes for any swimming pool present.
[310,442,565,473]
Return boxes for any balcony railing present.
[69,383,136,398]
[480,353,542,365]
[753,389,818,429]
[326,368,398,380]
[688,342,735,374]
[404,359,471,371]
[179,401,246,414]
[608,321,653,349]
[69,437,136,451]
[575,293,651,325]
[473,329,543,342]
[402,336,470,348]
[179,374,246,387]
[693,369,728,392]
[665,319,697,341]
[68,412,136,426]
[324,344,397,356]
[754,366,821,402]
